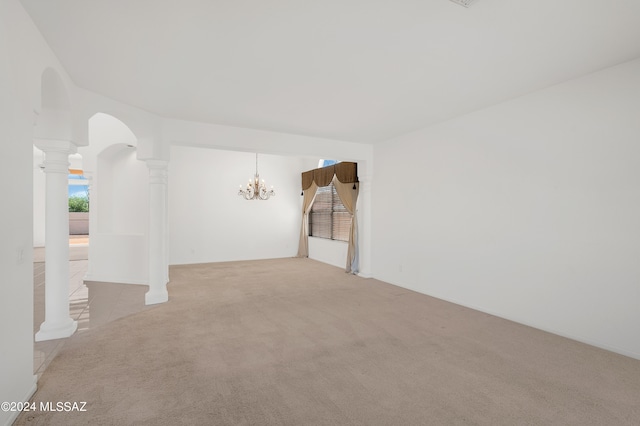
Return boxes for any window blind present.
[309,183,350,242]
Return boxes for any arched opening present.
[83,113,149,285]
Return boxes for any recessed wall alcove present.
[84,113,148,285]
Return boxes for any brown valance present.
[301,162,358,190]
[301,170,314,190]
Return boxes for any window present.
[68,173,89,212]
[309,182,350,242]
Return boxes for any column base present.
[35,318,78,342]
[145,289,168,305]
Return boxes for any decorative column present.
[165,174,170,284]
[82,170,95,279]
[35,140,78,341]
[146,160,169,305]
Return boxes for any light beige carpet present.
[18,258,640,425]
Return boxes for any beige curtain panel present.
[333,177,359,273]
[298,162,359,273]
[297,181,318,258]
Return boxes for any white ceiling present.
[20,0,640,143]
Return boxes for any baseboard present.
[1,375,37,426]
[385,279,640,361]
[83,273,148,286]
[421,291,640,361]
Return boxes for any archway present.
[82,113,149,285]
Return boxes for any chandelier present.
[238,153,275,200]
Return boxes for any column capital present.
[146,159,169,170]
[147,160,168,185]
[34,139,77,155]
[35,140,78,175]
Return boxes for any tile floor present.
[33,240,152,378]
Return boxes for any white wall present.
[32,147,46,247]
[0,0,49,424]
[169,146,314,264]
[372,58,640,360]
[0,92,36,426]
[88,234,148,284]
[164,119,374,273]
[84,114,149,285]
[86,145,149,284]
[168,146,360,270]
[308,237,349,269]
[96,147,147,234]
